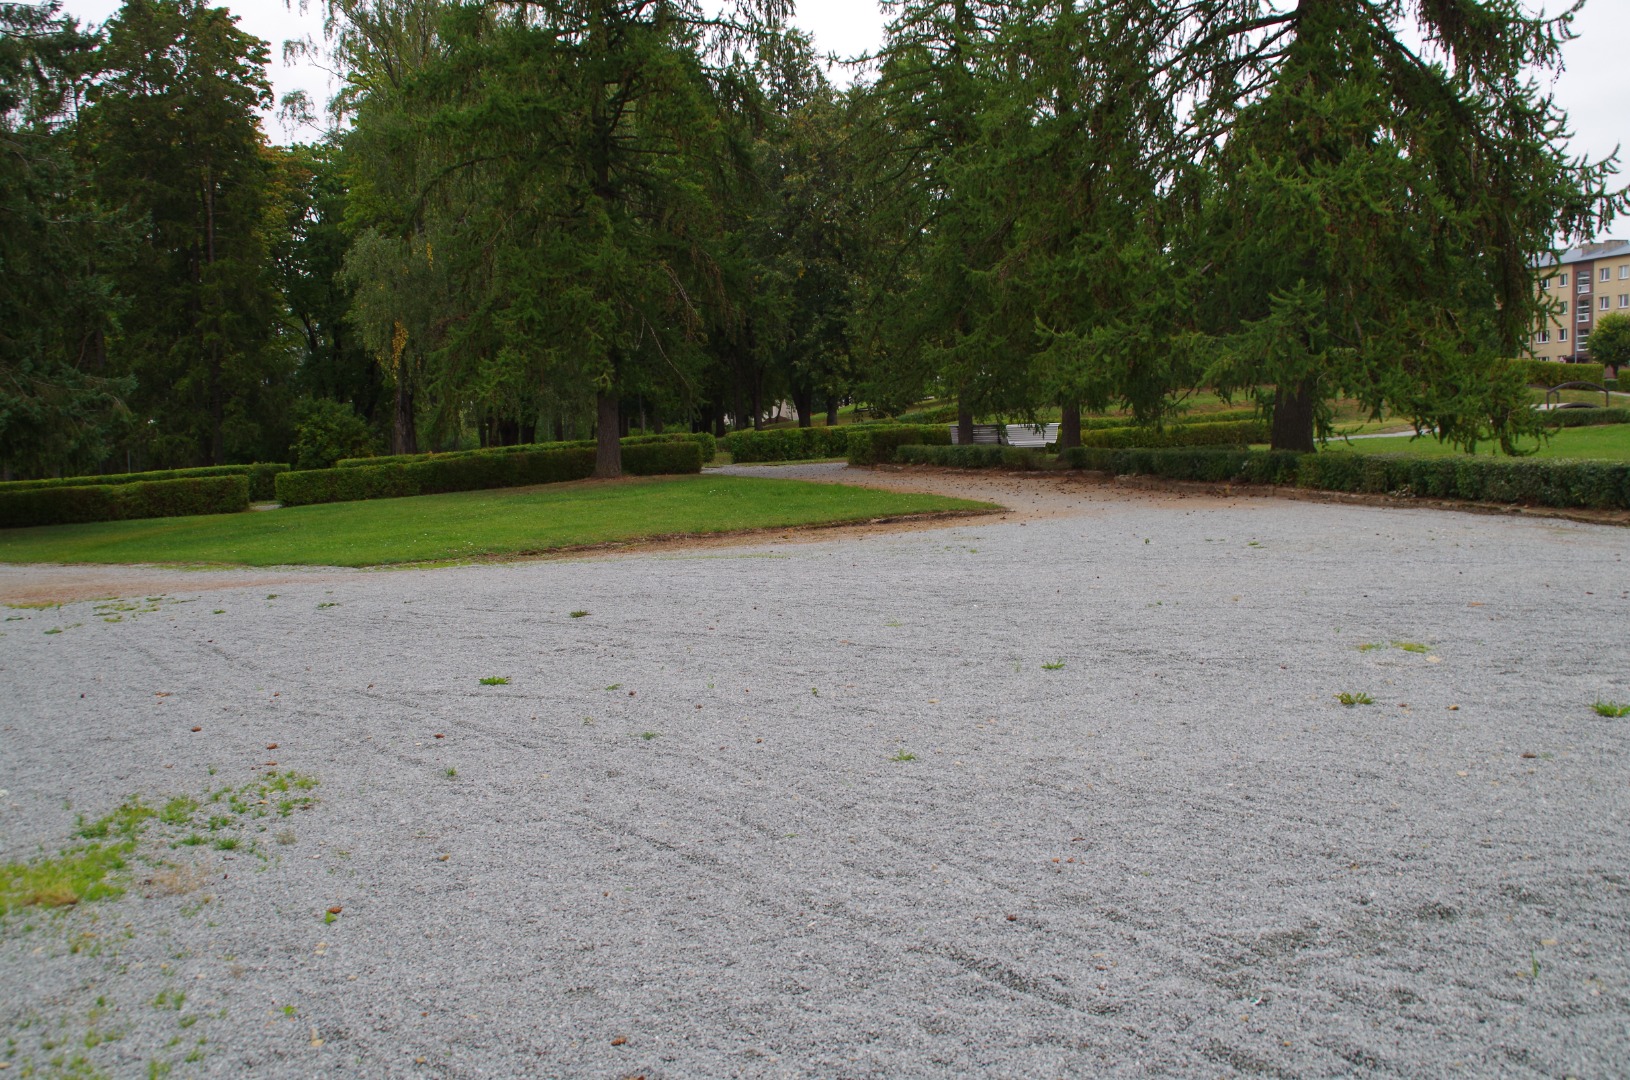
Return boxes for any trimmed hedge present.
[1077,419,1269,449]
[1543,406,1630,428]
[1059,445,1630,510]
[0,463,287,501]
[895,444,1041,470]
[278,440,703,507]
[335,431,714,470]
[724,426,851,463]
[0,475,250,529]
[846,425,954,466]
[1516,359,1606,387]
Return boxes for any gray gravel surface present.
[2,467,1629,1078]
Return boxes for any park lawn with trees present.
[0,476,993,567]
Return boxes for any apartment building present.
[1533,239,1630,362]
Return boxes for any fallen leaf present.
[264,761,277,766]
[610,1036,628,1046]
[1521,752,1537,759]
[433,733,444,739]
[1448,705,1460,711]
[1005,914,1017,921]
[267,743,278,750]
[1457,770,1469,777]
[695,704,703,710]
[327,905,342,915]
[190,726,201,732]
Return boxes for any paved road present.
[2,468,1627,1077]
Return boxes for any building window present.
[1561,300,1569,315]
[1603,268,1613,282]
[1621,265,1629,280]
[1578,310,1590,322]
[1621,294,1628,308]
[1579,281,1590,293]
[1603,296,1612,311]
[1561,273,1569,286]
[1541,278,1551,290]
[1559,328,1568,341]
[1537,330,1550,343]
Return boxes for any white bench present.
[1004,423,1058,449]
[948,424,1006,445]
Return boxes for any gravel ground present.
[2,465,1629,1078]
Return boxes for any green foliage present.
[0,463,286,501]
[277,440,700,507]
[292,399,377,470]
[1516,359,1607,388]
[1060,444,1630,510]
[725,427,851,463]
[1077,419,1268,449]
[1543,408,1630,429]
[845,425,953,466]
[1592,700,1630,718]
[894,445,1040,470]
[1586,314,1630,376]
[0,2,135,479]
[0,475,249,528]
[1336,692,1375,707]
[336,431,712,469]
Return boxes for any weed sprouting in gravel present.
[890,749,917,762]
[639,731,661,741]
[445,768,457,778]
[1592,700,1630,718]
[1392,641,1429,653]
[1337,692,1375,706]
[479,676,509,686]
[1042,660,1065,671]
[570,610,589,618]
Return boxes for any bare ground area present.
[2,463,1628,1078]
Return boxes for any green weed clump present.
[1592,700,1630,718]
[1336,692,1375,707]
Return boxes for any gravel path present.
[2,465,1628,1078]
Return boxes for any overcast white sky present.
[55,0,1629,178]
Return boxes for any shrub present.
[0,476,249,529]
[336,431,711,470]
[1077,419,1269,449]
[0,463,286,501]
[1061,446,1300,484]
[623,430,717,462]
[277,440,702,507]
[292,399,378,470]
[895,444,1040,469]
[1512,359,1606,387]
[846,425,953,466]
[1543,406,1630,428]
[724,427,850,463]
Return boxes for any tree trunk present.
[713,403,727,438]
[594,390,621,478]
[1058,400,1082,450]
[392,378,417,455]
[751,378,764,431]
[652,412,664,434]
[793,387,815,428]
[826,399,839,426]
[553,415,566,442]
[957,401,974,446]
[1270,380,1317,452]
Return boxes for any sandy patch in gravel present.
[2,464,1628,1078]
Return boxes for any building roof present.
[1533,240,1630,269]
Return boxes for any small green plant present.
[889,749,917,762]
[316,602,339,609]
[265,594,278,600]
[569,610,589,618]
[810,687,819,696]
[1391,641,1429,654]
[324,911,336,924]
[1336,692,1375,707]
[212,609,225,615]
[282,1005,296,1017]
[1042,660,1065,671]
[1592,700,1630,718]
[479,676,509,686]
[444,768,457,778]
[605,683,622,690]
[212,837,238,851]
[1357,642,1383,652]
[638,731,662,741]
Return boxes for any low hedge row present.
[1060,445,1630,509]
[277,439,702,507]
[724,426,851,462]
[846,425,954,466]
[895,444,1041,470]
[0,463,286,501]
[0,475,250,529]
[335,431,714,470]
[1077,419,1269,449]
[1543,406,1630,428]
[1517,359,1606,387]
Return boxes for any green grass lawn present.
[1319,422,1630,461]
[0,475,995,568]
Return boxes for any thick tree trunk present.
[713,403,727,438]
[1270,380,1317,452]
[392,379,417,455]
[826,399,839,426]
[793,387,815,428]
[594,390,621,478]
[1058,400,1082,451]
[956,401,974,446]
[751,378,764,431]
